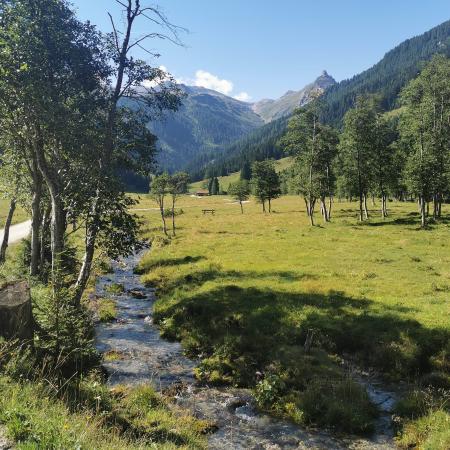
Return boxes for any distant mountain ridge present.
[252,71,336,122]
[150,84,263,171]
[321,19,450,125]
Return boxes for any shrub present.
[163,208,184,218]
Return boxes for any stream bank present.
[95,253,398,449]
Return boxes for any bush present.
[105,283,124,294]
[163,208,184,218]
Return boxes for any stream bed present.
[95,253,398,449]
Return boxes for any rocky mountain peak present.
[314,70,336,89]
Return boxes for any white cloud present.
[193,70,234,96]
[233,92,251,102]
[158,67,252,100]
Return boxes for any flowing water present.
[95,253,398,449]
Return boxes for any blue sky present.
[72,0,450,102]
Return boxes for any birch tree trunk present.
[359,192,364,222]
[420,196,427,228]
[30,171,42,276]
[40,206,51,274]
[363,193,369,220]
[172,196,176,236]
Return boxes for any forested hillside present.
[321,19,450,125]
[186,115,288,181]
[150,85,263,171]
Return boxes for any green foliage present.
[163,208,184,218]
[251,160,281,211]
[299,378,376,433]
[240,161,252,180]
[399,55,450,226]
[105,283,125,294]
[188,116,288,182]
[32,285,99,374]
[397,409,450,450]
[227,180,250,211]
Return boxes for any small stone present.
[128,289,147,299]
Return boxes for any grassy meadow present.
[189,156,293,192]
[136,194,450,443]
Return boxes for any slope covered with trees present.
[320,19,450,126]
[150,85,264,171]
[186,115,289,181]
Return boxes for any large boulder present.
[0,281,34,340]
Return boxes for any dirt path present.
[0,220,31,245]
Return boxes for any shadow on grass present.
[155,282,449,382]
[198,230,253,236]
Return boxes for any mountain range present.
[145,19,450,180]
[150,85,263,171]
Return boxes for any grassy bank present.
[136,194,450,441]
[0,242,208,449]
[0,373,207,449]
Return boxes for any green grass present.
[0,375,207,449]
[135,194,450,435]
[397,409,450,449]
[0,236,207,449]
[105,282,125,294]
[189,157,293,192]
[0,199,29,226]
[97,298,118,322]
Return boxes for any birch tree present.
[338,97,378,221]
[399,55,450,227]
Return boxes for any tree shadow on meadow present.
[154,280,449,380]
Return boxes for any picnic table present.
[202,209,215,215]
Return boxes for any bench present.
[202,209,215,215]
